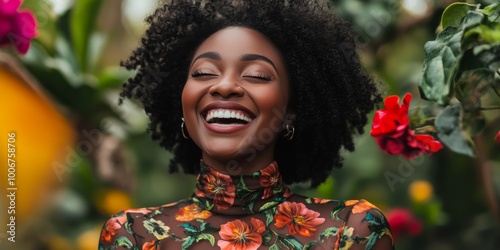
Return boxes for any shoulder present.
[341,199,394,250]
[98,200,190,249]
[286,196,394,250]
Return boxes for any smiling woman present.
[99,0,394,249]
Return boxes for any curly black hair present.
[120,0,381,187]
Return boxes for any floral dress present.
[99,162,394,250]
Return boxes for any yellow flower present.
[409,180,433,203]
[96,189,133,215]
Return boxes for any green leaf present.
[114,236,133,248]
[196,233,215,246]
[319,227,339,242]
[259,201,280,212]
[182,237,196,250]
[435,104,476,157]
[279,236,303,250]
[263,231,273,245]
[265,208,276,226]
[180,223,200,236]
[97,67,135,91]
[482,3,500,22]
[441,2,478,29]
[455,69,494,111]
[464,111,486,137]
[71,0,104,72]
[419,29,461,105]
[269,243,281,250]
[302,241,318,250]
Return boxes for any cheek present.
[181,82,200,114]
[258,85,289,113]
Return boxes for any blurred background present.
[0,0,499,249]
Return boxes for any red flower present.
[0,0,37,54]
[100,217,124,242]
[195,167,236,210]
[495,130,500,144]
[371,93,442,159]
[218,218,266,250]
[386,208,422,240]
[274,201,325,237]
[259,162,281,199]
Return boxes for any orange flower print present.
[142,240,159,250]
[274,202,325,237]
[175,203,212,221]
[100,217,123,242]
[313,198,331,204]
[345,199,377,214]
[259,162,281,199]
[196,168,236,210]
[218,218,266,250]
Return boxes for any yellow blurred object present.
[77,226,102,250]
[409,180,433,203]
[49,235,76,250]
[97,189,132,216]
[0,54,76,224]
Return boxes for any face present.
[181,27,290,174]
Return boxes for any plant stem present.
[474,135,500,222]
[415,125,437,134]
[479,106,500,111]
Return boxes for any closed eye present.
[191,70,218,78]
[243,74,273,81]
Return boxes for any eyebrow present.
[241,54,279,76]
[191,52,280,76]
[191,52,221,66]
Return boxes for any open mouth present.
[203,109,254,126]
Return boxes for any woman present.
[99,0,394,249]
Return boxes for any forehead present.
[192,27,284,63]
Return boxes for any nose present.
[209,74,244,98]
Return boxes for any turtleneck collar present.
[192,161,292,215]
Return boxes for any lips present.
[201,102,256,128]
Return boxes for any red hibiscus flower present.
[195,167,236,210]
[371,93,442,159]
[0,0,37,54]
[495,130,500,144]
[274,201,325,237]
[218,218,266,250]
[100,217,124,242]
[259,162,281,199]
[386,208,422,240]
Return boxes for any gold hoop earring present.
[284,124,295,140]
[181,118,189,139]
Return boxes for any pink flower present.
[386,208,422,240]
[371,93,442,159]
[0,0,37,54]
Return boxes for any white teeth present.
[205,109,253,123]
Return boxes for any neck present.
[193,160,291,215]
[201,149,276,175]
